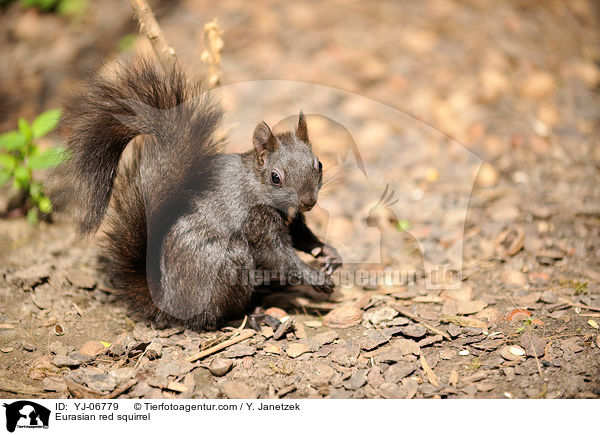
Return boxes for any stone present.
[209,358,233,377]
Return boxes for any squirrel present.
[54,58,342,330]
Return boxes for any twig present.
[394,306,452,340]
[200,18,223,87]
[527,333,544,380]
[186,329,256,363]
[419,354,439,388]
[127,0,177,71]
[0,384,45,396]
[65,378,136,399]
[560,297,600,313]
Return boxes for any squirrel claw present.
[316,244,342,276]
[247,313,281,331]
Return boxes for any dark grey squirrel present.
[54,58,342,330]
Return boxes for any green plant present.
[0,0,87,15]
[397,218,411,232]
[0,109,67,224]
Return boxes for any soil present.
[1,0,599,399]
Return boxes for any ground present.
[1,0,599,399]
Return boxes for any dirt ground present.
[1,0,599,399]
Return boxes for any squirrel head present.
[252,111,322,215]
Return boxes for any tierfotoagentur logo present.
[2,401,50,433]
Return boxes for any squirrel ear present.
[296,111,309,142]
[253,121,278,166]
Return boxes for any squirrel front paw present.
[312,244,343,276]
[306,269,335,294]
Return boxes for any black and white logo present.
[3,401,50,433]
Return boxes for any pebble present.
[499,345,525,361]
[209,358,233,377]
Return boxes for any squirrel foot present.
[247,313,282,331]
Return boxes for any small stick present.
[527,333,544,380]
[186,329,255,363]
[420,354,439,388]
[127,0,177,71]
[394,306,452,340]
[0,384,45,396]
[65,378,136,399]
[200,18,224,87]
[560,298,600,313]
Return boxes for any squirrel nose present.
[300,195,316,210]
[301,199,316,210]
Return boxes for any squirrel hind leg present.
[159,229,255,329]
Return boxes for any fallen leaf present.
[506,308,532,322]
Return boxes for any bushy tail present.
[55,58,223,311]
[56,58,223,233]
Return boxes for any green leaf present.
[18,118,33,143]
[38,195,52,214]
[0,170,10,186]
[29,181,42,199]
[0,153,17,171]
[118,33,138,52]
[27,207,38,225]
[14,165,30,188]
[57,0,87,16]
[32,109,62,139]
[0,131,26,152]
[27,146,67,169]
[397,219,411,232]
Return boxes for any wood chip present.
[440,315,488,330]
[286,343,309,358]
[166,381,188,393]
[420,354,439,388]
[322,305,363,328]
[449,370,459,387]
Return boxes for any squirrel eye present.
[318,161,323,173]
[271,171,282,185]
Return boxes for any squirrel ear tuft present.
[253,121,277,166]
[296,111,308,142]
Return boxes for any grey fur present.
[54,59,341,330]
